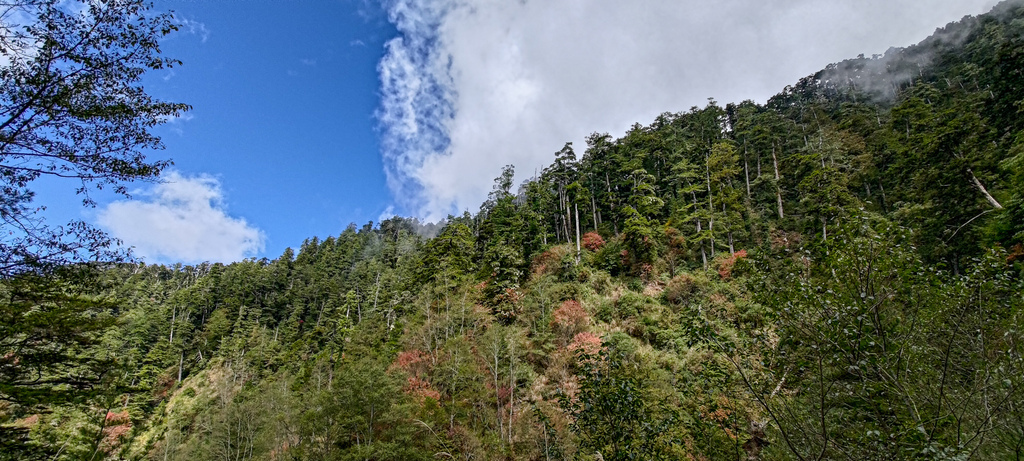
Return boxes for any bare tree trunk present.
[493,350,503,440]
[744,145,752,201]
[709,219,715,257]
[508,337,516,445]
[706,156,716,256]
[575,203,581,264]
[968,168,1003,209]
[878,180,888,212]
[773,145,784,219]
[565,212,572,245]
[372,272,381,315]
[606,172,619,236]
[561,188,572,244]
[169,305,176,343]
[177,349,184,382]
[328,355,334,389]
[692,189,708,269]
[316,300,326,327]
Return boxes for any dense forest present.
[4,1,1024,460]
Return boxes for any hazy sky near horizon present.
[378,0,999,221]
[68,0,998,264]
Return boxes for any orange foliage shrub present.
[105,410,130,425]
[550,300,588,335]
[100,411,131,453]
[14,414,40,429]
[717,249,748,280]
[567,332,602,356]
[404,376,441,402]
[391,349,431,377]
[1008,244,1023,263]
[581,232,605,251]
[531,245,570,276]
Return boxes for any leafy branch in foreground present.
[0,267,124,457]
[560,349,682,460]
[735,216,1024,460]
[0,0,189,275]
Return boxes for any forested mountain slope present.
[4,1,1024,460]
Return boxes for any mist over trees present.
[3,1,1024,460]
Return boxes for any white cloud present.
[97,171,265,264]
[176,17,210,43]
[378,0,997,221]
[378,205,397,223]
[158,112,194,135]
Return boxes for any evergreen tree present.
[478,166,526,321]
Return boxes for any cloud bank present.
[378,0,996,221]
[98,171,265,264]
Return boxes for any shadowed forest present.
[3,1,1024,460]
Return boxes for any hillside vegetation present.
[4,1,1024,460]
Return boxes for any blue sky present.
[81,0,401,263]
[51,0,997,264]
[142,0,397,253]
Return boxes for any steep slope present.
[4,1,1024,460]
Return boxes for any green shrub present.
[548,282,584,302]
[663,273,698,305]
[615,291,648,319]
[595,298,615,323]
[589,270,613,295]
[604,332,638,357]
[592,238,625,275]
